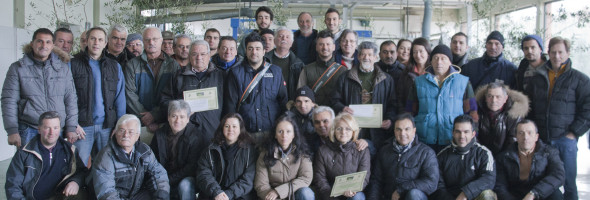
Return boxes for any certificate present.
[330,171,367,197]
[349,104,382,128]
[183,87,219,112]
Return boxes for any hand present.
[147,123,159,132]
[62,181,79,196]
[522,192,535,200]
[456,192,467,200]
[381,119,392,130]
[343,190,356,198]
[66,132,78,143]
[355,139,369,151]
[8,134,21,147]
[391,190,400,200]
[265,190,279,200]
[215,192,229,200]
[140,112,154,125]
[566,132,576,140]
[76,125,86,140]
[343,106,354,115]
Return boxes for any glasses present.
[335,127,353,132]
[116,129,138,136]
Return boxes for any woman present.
[254,115,314,200]
[314,113,370,200]
[334,29,359,69]
[196,113,257,200]
[396,38,431,113]
[396,39,412,67]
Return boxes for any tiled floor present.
[1,135,589,199]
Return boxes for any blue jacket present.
[414,66,469,145]
[224,61,288,133]
[461,53,517,90]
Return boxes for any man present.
[516,35,547,92]
[376,40,405,81]
[172,34,192,68]
[70,27,127,167]
[406,44,477,152]
[161,40,225,137]
[126,33,143,57]
[80,30,88,51]
[476,82,528,156]
[104,24,135,69]
[264,26,304,100]
[286,86,317,152]
[91,114,169,199]
[238,6,273,56]
[461,31,517,90]
[525,36,590,200]
[224,32,288,143]
[495,120,565,200]
[204,28,220,55]
[211,36,243,74]
[55,27,74,54]
[292,12,318,65]
[324,8,343,48]
[2,28,78,147]
[260,28,275,53]
[450,32,469,67]
[310,105,335,153]
[125,27,180,132]
[151,100,211,200]
[332,41,396,151]
[162,30,175,56]
[6,111,88,200]
[368,113,439,200]
[433,115,496,200]
[297,30,347,106]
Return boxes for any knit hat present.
[430,44,453,61]
[126,33,142,45]
[162,31,174,40]
[486,31,505,47]
[295,86,315,102]
[521,35,544,52]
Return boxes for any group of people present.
[2,5,589,200]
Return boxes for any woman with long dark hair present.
[396,38,432,113]
[396,39,412,67]
[254,115,314,200]
[196,113,257,200]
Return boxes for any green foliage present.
[269,0,289,26]
[26,0,90,29]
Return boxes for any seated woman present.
[314,113,371,200]
[254,115,314,200]
[196,113,258,200]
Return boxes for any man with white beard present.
[332,41,398,153]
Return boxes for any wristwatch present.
[529,190,537,198]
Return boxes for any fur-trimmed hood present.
[22,43,71,63]
[475,83,530,118]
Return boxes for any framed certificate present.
[183,87,219,112]
[330,171,368,197]
[349,104,383,128]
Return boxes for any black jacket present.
[526,59,590,141]
[396,68,420,113]
[71,51,121,128]
[375,60,406,82]
[494,142,565,200]
[434,140,496,200]
[264,50,305,100]
[103,48,135,70]
[211,54,244,77]
[285,107,318,154]
[476,84,529,155]
[196,143,257,200]
[515,55,547,92]
[368,138,439,200]
[331,65,397,148]
[291,29,318,65]
[150,122,211,186]
[461,53,517,90]
[160,64,225,136]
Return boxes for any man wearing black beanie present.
[461,31,517,90]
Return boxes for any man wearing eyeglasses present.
[126,33,143,57]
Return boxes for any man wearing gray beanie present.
[461,31,517,90]
[515,34,547,91]
[126,33,143,57]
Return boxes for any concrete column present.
[14,0,24,28]
[93,0,100,27]
[342,5,349,29]
[536,0,545,36]
[466,4,472,46]
[422,0,432,39]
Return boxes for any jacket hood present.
[475,83,530,118]
[22,43,71,63]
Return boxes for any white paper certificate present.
[349,104,383,128]
[183,87,219,112]
[330,171,368,197]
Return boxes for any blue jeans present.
[348,191,365,200]
[18,123,39,147]
[171,177,196,200]
[74,125,112,167]
[551,136,578,200]
[294,187,315,200]
[403,189,427,200]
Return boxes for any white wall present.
[1,0,13,27]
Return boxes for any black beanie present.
[486,31,505,46]
[295,86,315,102]
[430,44,453,61]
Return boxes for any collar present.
[451,138,475,155]
[393,137,414,154]
[274,50,290,59]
